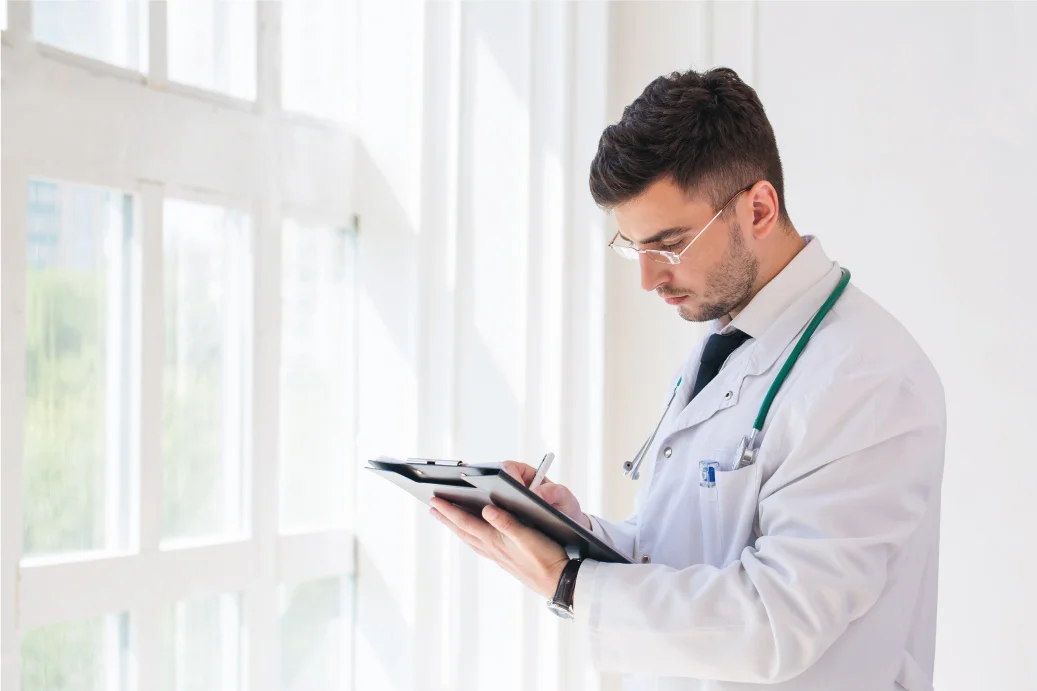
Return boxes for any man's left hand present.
[429,497,569,599]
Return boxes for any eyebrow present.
[616,226,694,246]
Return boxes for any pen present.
[529,452,555,492]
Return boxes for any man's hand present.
[429,498,568,599]
[429,460,592,598]
[499,461,592,531]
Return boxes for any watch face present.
[545,600,575,621]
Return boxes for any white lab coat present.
[577,238,945,691]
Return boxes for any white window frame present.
[1,3,359,690]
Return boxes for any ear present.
[747,181,782,239]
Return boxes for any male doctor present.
[431,67,946,691]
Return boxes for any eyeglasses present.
[608,183,754,265]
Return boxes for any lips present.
[663,295,688,305]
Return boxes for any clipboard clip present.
[406,457,465,466]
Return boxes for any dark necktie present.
[691,329,752,400]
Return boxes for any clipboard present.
[366,457,633,564]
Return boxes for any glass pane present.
[21,613,130,691]
[162,200,251,542]
[280,221,356,531]
[33,0,148,71]
[280,577,353,691]
[167,0,256,100]
[23,180,134,559]
[281,0,355,121]
[162,593,243,691]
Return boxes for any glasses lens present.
[647,250,679,265]
[610,245,639,261]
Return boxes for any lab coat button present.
[724,390,733,400]
[641,555,651,563]
[663,447,672,458]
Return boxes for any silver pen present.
[529,452,555,491]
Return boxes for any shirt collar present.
[714,235,834,339]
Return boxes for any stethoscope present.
[622,268,851,481]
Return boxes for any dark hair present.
[589,67,787,221]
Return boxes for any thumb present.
[535,483,566,506]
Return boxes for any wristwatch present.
[545,558,583,620]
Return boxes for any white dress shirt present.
[578,237,946,691]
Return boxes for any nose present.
[639,254,671,293]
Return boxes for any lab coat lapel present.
[668,345,753,432]
[667,263,845,436]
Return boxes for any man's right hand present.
[500,461,592,532]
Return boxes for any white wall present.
[602,2,1037,690]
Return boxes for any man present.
[431,67,945,690]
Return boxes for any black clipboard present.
[366,458,633,564]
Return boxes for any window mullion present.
[248,5,284,682]
[131,181,165,691]
[256,0,282,114]
[147,0,168,85]
[246,196,283,691]
[5,0,33,46]
[0,157,29,691]
[137,182,164,553]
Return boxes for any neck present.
[724,227,807,322]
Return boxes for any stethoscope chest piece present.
[732,430,758,471]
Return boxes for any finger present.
[436,512,513,566]
[500,461,539,487]
[482,504,531,545]
[435,509,521,575]
[534,482,565,504]
[430,498,498,543]
[430,509,495,560]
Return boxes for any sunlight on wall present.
[468,33,530,409]
[354,290,419,690]
[350,2,609,689]
[356,290,418,610]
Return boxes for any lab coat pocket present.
[700,460,762,566]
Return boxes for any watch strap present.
[551,558,583,610]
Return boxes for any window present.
[279,221,357,531]
[280,577,354,691]
[23,180,135,560]
[162,200,251,543]
[32,0,148,71]
[4,5,359,691]
[20,613,131,691]
[162,593,244,691]
[281,0,356,121]
[167,0,256,100]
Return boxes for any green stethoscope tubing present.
[623,268,852,479]
[733,267,852,469]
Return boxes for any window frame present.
[1,3,359,690]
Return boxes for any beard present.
[677,220,759,323]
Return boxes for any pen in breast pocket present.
[699,460,718,488]
[530,452,555,491]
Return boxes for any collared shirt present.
[721,235,828,338]
[578,237,946,691]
